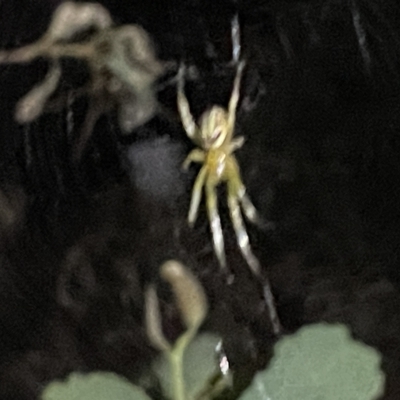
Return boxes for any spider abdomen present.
[205,148,229,182]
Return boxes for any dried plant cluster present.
[0,1,165,160]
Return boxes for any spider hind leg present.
[205,180,227,271]
[223,158,261,275]
[227,180,261,276]
[240,192,262,226]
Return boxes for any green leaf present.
[41,371,153,400]
[152,332,222,399]
[239,323,385,400]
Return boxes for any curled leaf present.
[160,260,208,331]
[144,285,171,352]
[15,62,62,123]
[46,1,112,42]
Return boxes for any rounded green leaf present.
[239,323,385,400]
[41,371,153,400]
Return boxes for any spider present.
[177,60,263,277]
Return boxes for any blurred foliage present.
[40,323,385,400]
[41,371,152,400]
[240,323,385,400]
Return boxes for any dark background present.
[1,0,400,398]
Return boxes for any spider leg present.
[205,180,227,271]
[226,156,262,226]
[177,63,199,143]
[238,181,276,230]
[226,161,282,334]
[227,179,260,276]
[240,193,262,225]
[228,136,245,153]
[188,165,208,227]
[231,14,241,64]
[227,60,246,136]
[182,148,205,170]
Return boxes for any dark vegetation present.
[1,0,400,398]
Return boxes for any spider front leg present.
[227,60,246,135]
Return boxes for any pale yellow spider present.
[177,61,262,277]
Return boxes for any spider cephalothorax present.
[177,61,263,277]
[197,107,230,149]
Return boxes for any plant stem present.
[168,329,197,400]
[168,347,185,400]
